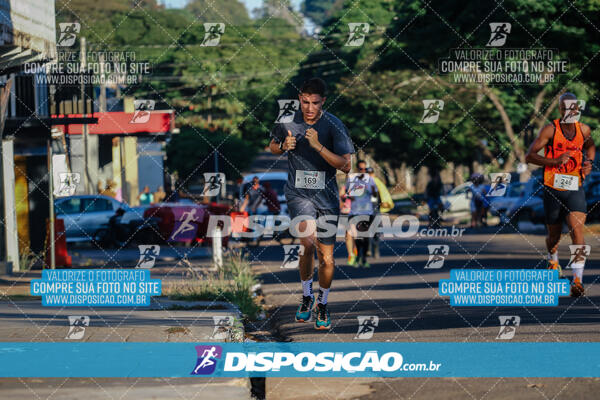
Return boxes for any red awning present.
[53,111,175,135]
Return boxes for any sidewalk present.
[0,377,250,400]
[69,246,211,267]
[0,256,215,296]
[0,297,251,399]
[0,300,240,342]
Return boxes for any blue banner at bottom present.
[0,342,599,377]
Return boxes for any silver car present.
[54,195,147,242]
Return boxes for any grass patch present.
[164,250,262,320]
[165,327,190,335]
[19,248,37,271]
[586,224,600,234]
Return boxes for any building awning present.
[0,46,53,75]
[54,111,175,136]
[0,0,57,74]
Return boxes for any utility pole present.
[99,52,106,112]
[214,150,219,203]
[120,137,128,203]
[80,37,91,194]
[47,140,55,269]
[207,93,212,124]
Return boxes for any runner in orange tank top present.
[525,92,595,297]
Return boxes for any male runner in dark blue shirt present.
[269,78,354,330]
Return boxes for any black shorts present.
[349,214,375,238]
[543,185,586,225]
[287,195,339,245]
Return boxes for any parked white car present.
[55,195,147,242]
[441,182,473,214]
[239,172,288,216]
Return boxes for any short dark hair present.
[300,78,327,97]
[357,160,366,166]
[559,92,577,108]
[560,92,577,101]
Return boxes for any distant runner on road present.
[525,92,595,297]
[269,77,354,330]
[340,160,379,268]
[240,176,264,215]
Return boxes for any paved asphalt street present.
[1,228,599,399]
[247,229,600,399]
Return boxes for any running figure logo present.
[345,23,370,46]
[137,245,160,269]
[487,173,511,197]
[496,315,520,340]
[420,100,444,124]
[355,316,379,339]
[200,23,225,47]
[65,316,89,340]
[211,316,234,340]
[170,209,198,240]
[425,245,449,269]
[55,173,81,197]
[566,245,591,269]
[130,100,155,124]
[276,99,300,123]
[203,173,225,197]
[282,245,305,269]
[191,345,222,375]
[57,23,80,47]
[561,99,586,123]
[486,23,511,47]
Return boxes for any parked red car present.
[143,202,232,246]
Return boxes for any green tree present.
[376,0,600,171]
[55,1,314,180]
[166,127,257,181]
[301,0,345,27]
[287,0,600,174]
[185,0,250,25]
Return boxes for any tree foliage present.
[55,0,313,180]
[298,0,600,172]
[55,0,600,180]
[185,0,250,25]
[300,0,344,26]
[165,127,257,181]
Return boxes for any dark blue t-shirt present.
[270,110,355,210]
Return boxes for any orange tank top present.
[543,119,584,190]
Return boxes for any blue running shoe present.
[314,303,331,330]
[295,295,315,322]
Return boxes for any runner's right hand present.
[554,152,571,166]
[582,160,593,176]
[283,130,296,151]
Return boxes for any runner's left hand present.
[305,128,321,150]
[582,160,593,175]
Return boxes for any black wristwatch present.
[279,141,285,151]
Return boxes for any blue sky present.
[161,0,301,13]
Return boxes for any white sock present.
[548,252,558,262]
[571,262,584,281]
[302,279,313,298]
[317,288,330,305]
